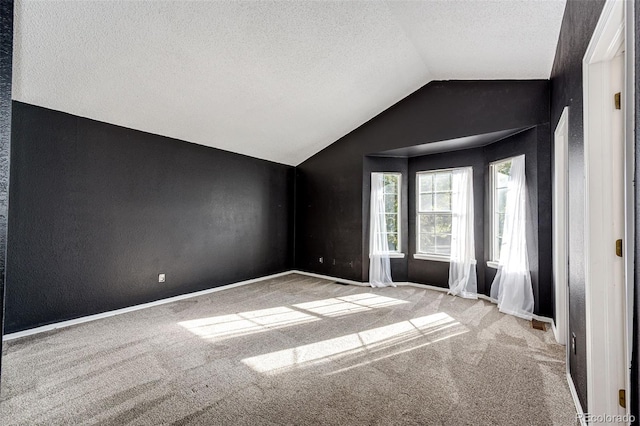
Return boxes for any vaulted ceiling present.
[12,0,566,166]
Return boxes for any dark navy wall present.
[5,102,295,333]
[549,0,606,411]
[296,80,550,284]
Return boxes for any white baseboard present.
[394,280,449,293]
[4,269,555,341]
[290,270,368,287]
[2,270,293,341]
[551,320,561,343]
[567,372,587,426]
[386,279,554,324]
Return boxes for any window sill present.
[413,254,479,265]
[413,253,449,262]
[487,261,499,269]
[369,252,406,259]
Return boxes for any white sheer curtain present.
[490,155,534,319]
[369,173,394,288]
[448,167,477,299]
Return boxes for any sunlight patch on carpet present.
[242,312,467,374]
[178,293,407,341]
[292,293,407,317]
[178,306,320,341]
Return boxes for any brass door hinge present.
[619,389,626,408]
[615,92,621,109]
[616,239,623,257]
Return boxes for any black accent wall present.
[549,0,606,411]
[5,102,294,333]
[296,80,550,308]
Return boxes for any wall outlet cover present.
[158,273,166,283]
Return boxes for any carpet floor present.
[1,273,576,425]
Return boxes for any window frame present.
[489,156,518,265]
[414,167,461,260]
[374,172,402,255]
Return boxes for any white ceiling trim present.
[12,0,566,166]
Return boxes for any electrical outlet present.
[158,273,166,283]
[571,332,576,355]
[319,257,323,263]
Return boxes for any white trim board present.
[5,269,555,341]
[568,372,588,426]
[551,321,560,344]
[398,281,553,324]
[292,270,554,324]
[2,271,293,341]
[289,269,369,287]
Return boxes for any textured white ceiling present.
[12,0,566,166]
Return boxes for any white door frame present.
[553,106,569,346]
[583,0,632,417]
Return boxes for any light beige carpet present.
[1,274,576,425]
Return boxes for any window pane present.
[387,233,398,251]
[419,214,435,233]
[435,192,451,211]
[419,174,433,192]
[434,172,451,191]
[435,235,451,255]
[490,158,518,260]
[384,193,398,213]
[419,194,433,212]
[496,162,511,188]
[435,214,452,234]
[384,175,398,194]
[497,213,506,238]
[497,188,508,214]
[385,214,398,232]
[419,233,435,253]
